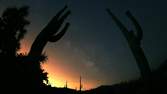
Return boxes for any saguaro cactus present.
[26,5,71,87]
[106,9,151,77]
[28,5,70,56]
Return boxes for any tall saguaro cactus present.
[106,9,151,77]
[28,5,70,56]
[26,5,71,87]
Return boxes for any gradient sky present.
[0,0,167,90]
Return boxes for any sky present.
[0,0,167,90]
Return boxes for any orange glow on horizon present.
[18,40,30,54]
[42,60,98,90]
[19,41,99,90]
[42,62,81,89]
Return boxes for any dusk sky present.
[0,0,167,90]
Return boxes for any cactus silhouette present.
[25,5,71,87]
[28,5,70,56]
[79,76,83,92]
[106,9,151,77]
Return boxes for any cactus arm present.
[53,10,71,33]
[126,11,143,42]
[54,5,68,20]
[44,5,68,28]
[49,22,70,42]
[42,10,71,36]
[106,9,131,40]
[28,6,70,56]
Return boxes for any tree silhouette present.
[0,6,31,94]
[0,6,29,56]
[0,5,71,94]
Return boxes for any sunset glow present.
[42,59,97,90]
[18,41,98,90]
[1,0,167,94]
